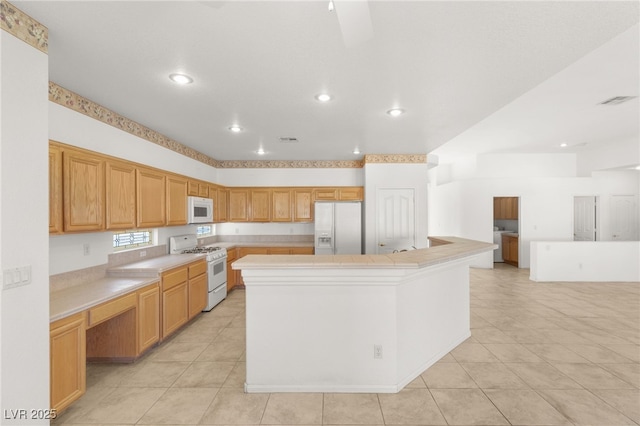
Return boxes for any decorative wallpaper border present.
[218,159,364,168]
[49,82,223,168]
[49,83,427,169]
[0,0,48,53]
[364,154,427,164]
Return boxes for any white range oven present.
[169,234,227,311]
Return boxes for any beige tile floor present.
[53,264,640,425]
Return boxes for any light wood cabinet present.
[137,283,160,354]
[49,144,63,234]
[166,174,188,226]
[63,149,105,232]
[339,187,364,201]
[501,234,519,267]
[494,197,518,220]
[291,247,314,254]
[313,187,364,202]
[50,312,86,413]
[188,260,208,318]
[188,180,209,198]
[162,281,189,339]
[267,247,314,255]
[250,189,271,222]
[272,189,292,222]
[105,160,137,230]
[216,187,228,222]
[226,249,236,292]
[160,263,204,339]
[314,188,339,201]
[293,189,313,222]
[229,189,250,221]
[137,167,166,227]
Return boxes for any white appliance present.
[314,202,362,255]
[169,234,227,310]
[188,196,214,224]
[493,230,509,262]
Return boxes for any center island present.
[232,236,496,394]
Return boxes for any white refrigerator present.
[314,202,362,255]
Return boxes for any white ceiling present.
[14,0,640,162]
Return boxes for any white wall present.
[218,167,362,187]
[531,241,640,282]
[1,32,50,423]
[363,163,429,254]
[428,153,640,269]
[49,102,218,183]
[577,137,640,177]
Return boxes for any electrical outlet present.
[83,243,90,256]
[374,344,383,359]
[140,250,147,258]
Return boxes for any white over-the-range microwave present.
[188,196,214,224]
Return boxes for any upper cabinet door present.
[272,189,292,222]
[166,175,188,226]
[250,189,271,222]
[338,187,364,201]
[49,144,63,234]
[293,189,313,222]
[216,188,228,222]
[63,149,105,232]
[228,189,249,222]
[137,168,166,227]
[105,160,137,230]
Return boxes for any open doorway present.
[493,197,519,267]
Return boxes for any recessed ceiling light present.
[386,108,405,117]
[169,73,193,85]
[559,143,568,148]
[353,148,361,154]
[315,93,332,102]
[228,125,243,133]
[256,148,265,155]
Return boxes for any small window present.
[113,230,153,251]
[196,225,213,236]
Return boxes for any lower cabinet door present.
[50,312,86,413]
[162,282,189,338]
[138,284,160,354]
[189,274,208,318]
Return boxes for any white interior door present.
[611,195,638,241]
[574,196,597,241]
[376,188,415,254]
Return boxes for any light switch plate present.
[2,266,32,290]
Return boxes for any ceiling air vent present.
[278,137,299,143]
[598,96,637,106]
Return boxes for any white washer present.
[493,231,509,262]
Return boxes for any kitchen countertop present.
[502,233,519,237]
[50,276,159,322]
[51,241,315,322]
[107,253,207,277]
[234,236,496,270]
[51,253,207,322]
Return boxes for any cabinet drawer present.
[268,247,291,255]
[188,260,207,278]
[88,293,136,327]
[163,266,188,291]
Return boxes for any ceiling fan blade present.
[334,0,374,48]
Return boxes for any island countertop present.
[233,236,495,270]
